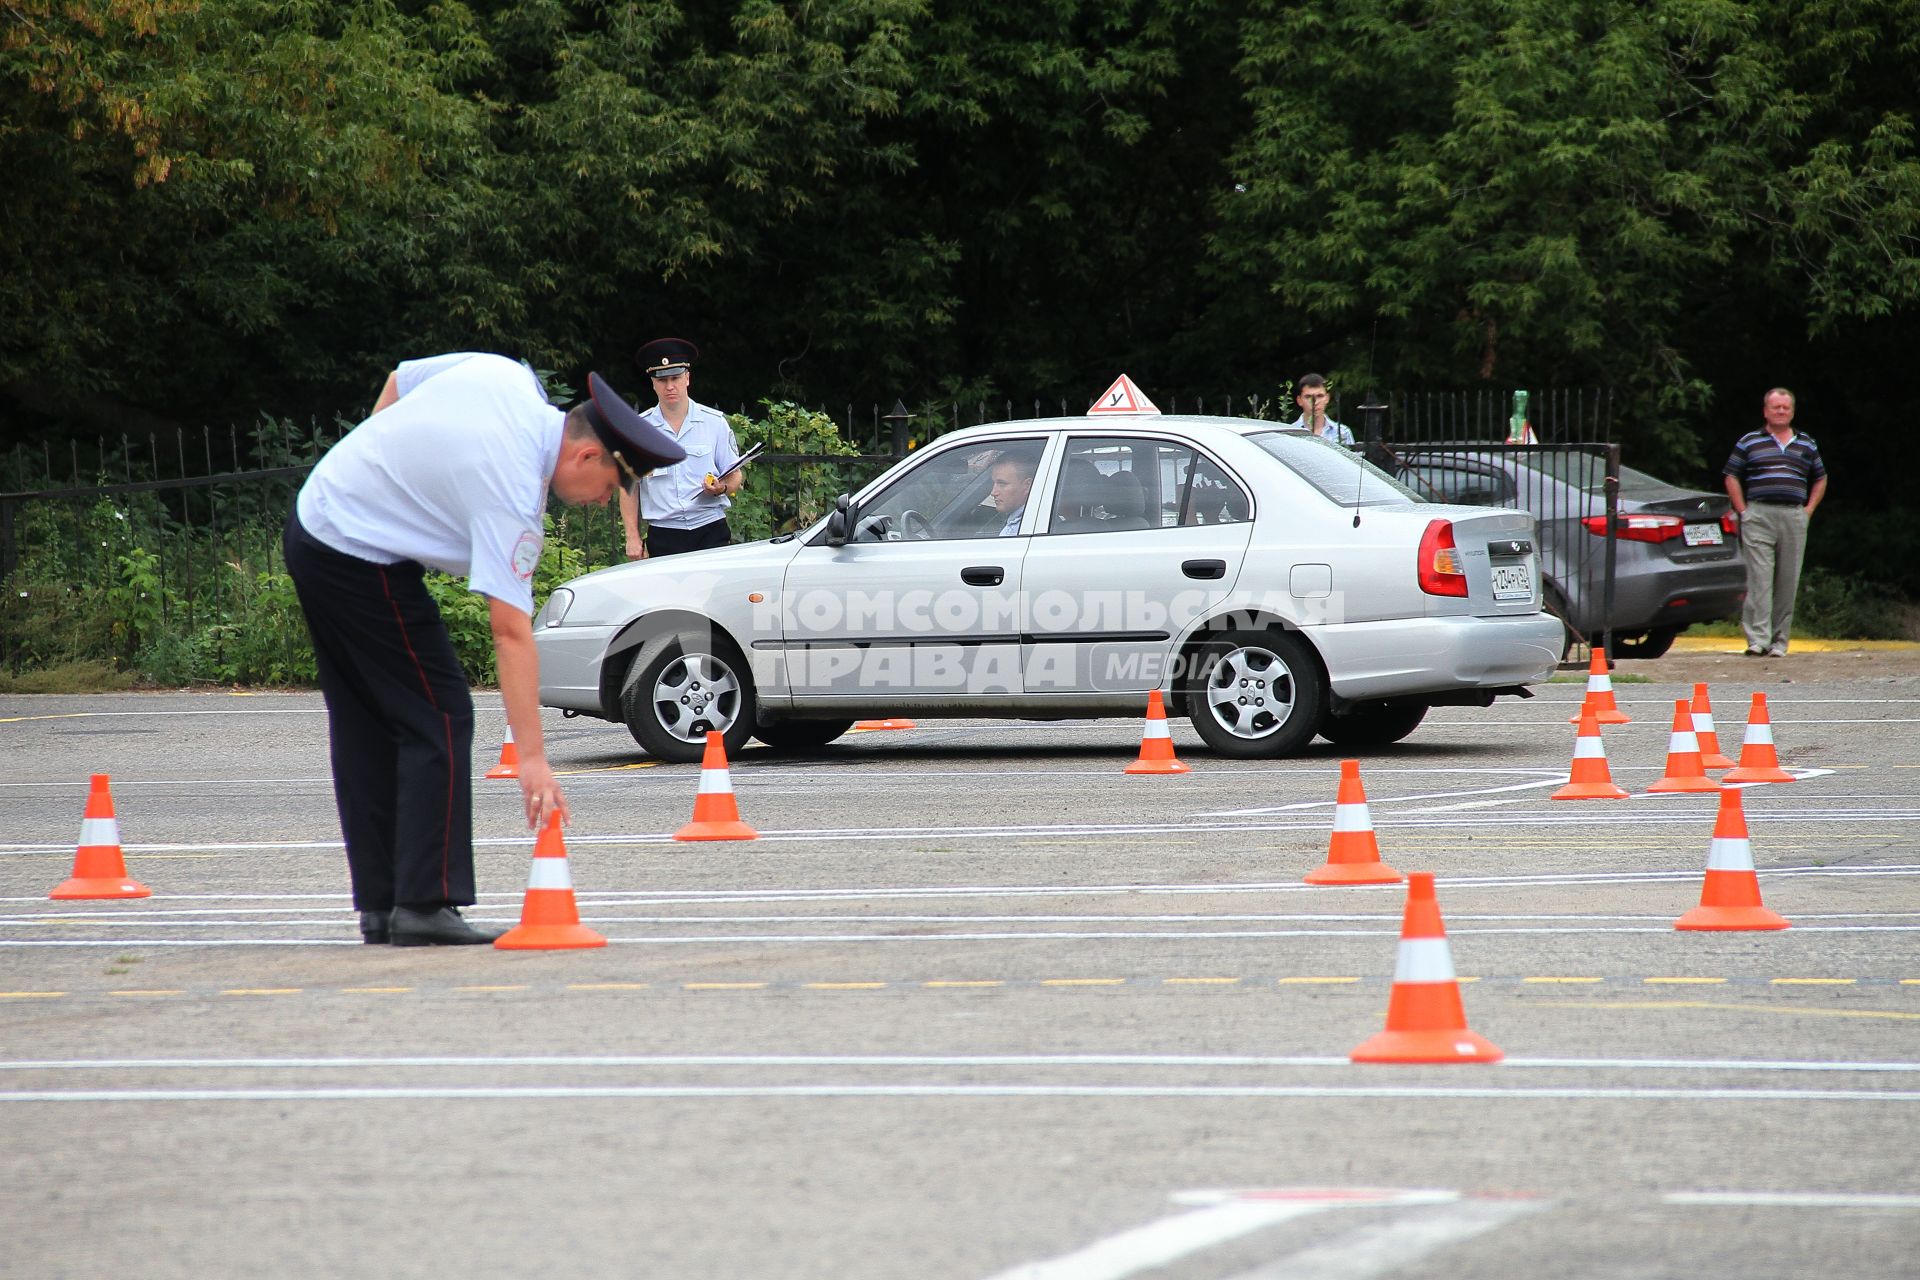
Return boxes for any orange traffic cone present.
[674,732,758,840]
[1647,698,1723,794]
[495,813,607,950]
[1691,683,1735,770]
[1675,787,1789,931]
[1551,705,1629,800]
[1351,872,1502,1064]
[485,725,520,779]
[50,774,150,900]
[1723,693,1795,784]
[1304,760,1404,884]
[1567,648,1630,725]
[1124,689,1190,775]
[854,718,917,731]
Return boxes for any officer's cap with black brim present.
[584,372,687,489]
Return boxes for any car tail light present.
[1418,519,1469,597]
[1581,513,1685,543]
[1720,512,1739,536]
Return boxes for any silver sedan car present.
[534,416,1565,761]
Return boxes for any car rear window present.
[1514,453,1691,497]
[1246,430,1422,507]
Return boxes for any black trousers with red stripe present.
[284,509,475,912]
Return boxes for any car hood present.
[551,537,802,627]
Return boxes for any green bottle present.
[1507,390,1533,443]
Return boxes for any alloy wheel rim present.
[653,653,741,743]
[1203,644,1294,740]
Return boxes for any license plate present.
[1684,523,1724,547]
[1491,562,1532,600]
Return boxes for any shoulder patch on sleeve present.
[511,530,542,581]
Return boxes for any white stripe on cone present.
[1573,737,1605,759]
[1143,720,1171,740]
[1332,803,1373,833]
[527,859,573,890]
[78,817,120,846]
[1391,937,1456,983]
[1746,723,1776,745]
[1705,837,1756,872]
[1667,729,1701,753]
[1590,673,1613,693]
[1692,713,1714,736]
[696,771,735,795]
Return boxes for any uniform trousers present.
[283,509,476,911]
[1739,501,1810,655]
[646,517,731,557]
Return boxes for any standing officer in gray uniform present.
[619,337,746,558]
[285,354,684,945]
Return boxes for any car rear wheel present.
[1184,628,1326,758]
[1318,703,1429,747]
[620,629,757,763]
[1612,627,1679,660]
[1542,583,1576,660]
[752,719,855,753]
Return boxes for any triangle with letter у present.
[1087,374,1161,416]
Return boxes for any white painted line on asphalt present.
[979,1189,1459,1280]
[1665,1192,1920,1208]
[4,1084,1920,1102]
[1216,1197,1548,1280]
[6,1054,1916,1073]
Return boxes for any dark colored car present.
[1390,448,1744,658]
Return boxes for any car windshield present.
[1246,430,1421,506]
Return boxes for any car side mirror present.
[823,493,854,546]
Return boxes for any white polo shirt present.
[295,352,561,615]
[636,400,741,530]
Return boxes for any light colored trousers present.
[1740,502,1809,654]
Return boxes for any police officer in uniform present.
[285,353,684,945]
[618,337,745,558]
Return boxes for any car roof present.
[933,415,1292,446]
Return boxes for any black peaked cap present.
[584,372,687,476]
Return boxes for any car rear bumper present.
[1569,559,1746,635]
[1310,614,1564,701]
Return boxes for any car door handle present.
[1182,559,1227,580]
[961,566,1004,587]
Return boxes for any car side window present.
[856,438,1048,541]
[1181,454,1250,527]
[1046,437,1176,536]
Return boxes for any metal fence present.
[0,388,1618,673]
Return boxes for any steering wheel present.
[898,509,934,541]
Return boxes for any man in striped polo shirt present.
[1723,388,1828,656]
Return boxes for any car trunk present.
[1443,508,1544,618]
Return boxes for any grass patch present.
[1550,672,1651,683]
[0,660,136,694]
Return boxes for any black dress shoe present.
[389,905,503,947]
[359,909,393,945]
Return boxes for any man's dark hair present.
[992,448,1040,481]
[1298,373,1328,392]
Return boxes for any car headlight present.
[535,588,573,629]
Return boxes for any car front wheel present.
[619,629,757,763]
[1184,628,1326,758]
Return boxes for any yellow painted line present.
[1644,977,1729,985]
[1771,978,1856,986]
[0,991,66,999]
[340,987,413,994]
[0,713,93,724]
[1041,978,1127,987]
[1902,979,1920,986]
[923,980,1004,988]
[108,989,184,997]
[566,982,652,991]
[454,985,529,993]
[1276,976,1361,986]
[804,982,889,990]
[1164,977,1241,986]
[683,982,766,990]
[1533,999,1920,1022]
[1457,976,1482,984]
[221,988,302,996]
[1524,976,1604,984]
[557,761,660,776]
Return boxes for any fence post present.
[884,399,913,458]
[0,497,15,585]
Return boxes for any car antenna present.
[1353,320,1379,527]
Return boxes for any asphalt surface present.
[3,667,1918,1278]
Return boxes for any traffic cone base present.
[496,814,606,950]
[1351,1027,1505,1064]
[675,732,759,841]
[485,725,520,779]
[1646,774,1722,794]
[854,718,917,731]
[1675,903,1790,931]
[1305,760,1402,885]
[50,775,150,900]
[1125,689,1190,775]
[1552,707,1629,800]
[1674,789,1789,932]
[1647,698,1722,794]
